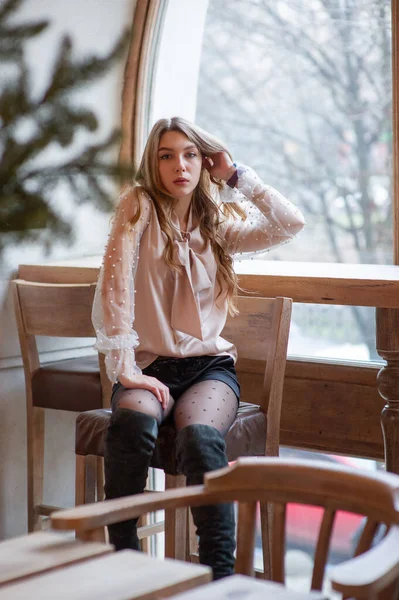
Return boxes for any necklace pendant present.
[181,231,191,241]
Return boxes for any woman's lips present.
[173,179,189,185]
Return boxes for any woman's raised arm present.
[219,165,305,256]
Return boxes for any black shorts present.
[111,355,240,411]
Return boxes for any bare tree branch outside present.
[196,0,392,360]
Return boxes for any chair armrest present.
[330,526,399,597]
[51,485,215,534]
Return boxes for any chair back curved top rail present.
[17,263,99,284]
[51,457,399,600]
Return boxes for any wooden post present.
[376,308,399,473]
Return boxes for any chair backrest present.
[223,296,291,402]
[13,280,97,338]
[12,279,99,393]
[14,266,114,403]
[51,458,399,599]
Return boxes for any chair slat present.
[272,502,286,583]
[354,518,380,556]
[260,502,272,580]
[16,280,96,337]
[235,501,257,576]
[312,508,336,590]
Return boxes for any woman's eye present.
[159,154,171,160]
[187,152,197,158]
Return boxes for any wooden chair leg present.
[140,471,152,555]
[84,455,97,504]
[260,501,272,580]
[96,457,104,502]
[76,454,107,542]
[75,455,86,506]
[188,508,199,563]
[164,473,187,560]
[27,406,45,532]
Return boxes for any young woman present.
[92,116,305,580]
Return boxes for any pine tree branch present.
[0,0,131,256]
[42,30,129,103]
[0,0,24,20]
[0,0,48,60]
[0,60,30,124]
[0,187,72,237]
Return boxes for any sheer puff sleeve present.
[219,164,305,256]
[92,187,152,383]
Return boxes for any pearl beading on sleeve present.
[92,188,151,383]
[219,164,305,258]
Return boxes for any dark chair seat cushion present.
[75,402,267,476]
[32,355,102,412]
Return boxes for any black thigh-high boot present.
[176,424,236,580]
[104,408,158,551]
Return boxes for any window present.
[149,0,393,363]
[196,0,393,266]
[141,2,392,576]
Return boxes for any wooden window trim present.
[119,0,162,170]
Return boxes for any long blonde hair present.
[132,117,246,313]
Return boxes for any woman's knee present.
[116,388,173,424]
[173,380,237,435]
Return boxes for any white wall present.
[0,0,135,539]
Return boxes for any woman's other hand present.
[203,152,235,181]
[118,373,171,410]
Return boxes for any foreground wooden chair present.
[73,295,292,573]
[51,458,399,600]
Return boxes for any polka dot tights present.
[114,379,238,437]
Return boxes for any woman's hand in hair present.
[203,152,235,181]
[118,373,171,411]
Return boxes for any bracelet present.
[226,162,238,188]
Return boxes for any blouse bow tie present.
[171,239,213,343]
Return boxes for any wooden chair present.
[51,457,399,600]
[73,295,292,573]
[12,275,110,532]
[14,264,292,569]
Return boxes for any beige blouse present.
[92,165,305,383]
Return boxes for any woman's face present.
[157,130,202,201]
